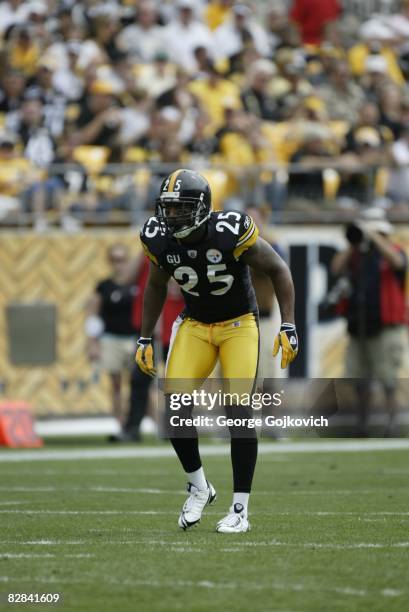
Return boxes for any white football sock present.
[187,467,208,491]
[233,492,249,515]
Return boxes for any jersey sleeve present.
[140,216,165,267]
[233,213,259,259]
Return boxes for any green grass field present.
[1,441,409,612]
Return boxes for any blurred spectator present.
[338,101,391,202]
[0,0,28,37]
[288,123,336,202]
[272,50,313,118]
[7,26,41,77]
[52,41,84,102]
[189,62,241,133]
[387,126,409,202]
[86,244,149,441]
[186,109,218,159]
[348,17,405,86]
[265,6,291,52]
[0,70,26,113]
[28,58,67,137]
[213,3,270,61]
[360,55,394,104]
[163,0,214,73]
[290,0,341,45]
[7,92,56,167]
[215,108,277,209]
[378,85,404,139]
[117,1,164,62]
[127,261,184,439]
[205,0,233,31]
[71,79,148,151]
[241,59,278,121]
[331,209,409,436]
[0,129,43,219]
[135,52,177,100]
[343,102,392,152]
[318,60,365,123]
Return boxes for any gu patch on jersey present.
[206,249,222,264]
[166,254,181,265]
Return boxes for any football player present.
[136,169,298,533]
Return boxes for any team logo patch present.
[206,249,222,264]
[188,250,197,258]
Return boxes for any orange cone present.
[0,401,43,448]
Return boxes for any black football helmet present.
[155,169,211,239]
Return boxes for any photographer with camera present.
[331,208,408,436]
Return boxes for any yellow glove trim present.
[272,331,298,369]
[135,344,156,377]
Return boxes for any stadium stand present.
[0,0,409,227]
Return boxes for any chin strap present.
[173,212,210,239]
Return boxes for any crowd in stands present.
[1,0,409,226]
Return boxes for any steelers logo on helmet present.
[155,169,211,239]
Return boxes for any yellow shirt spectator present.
[205,1,232,31]
[0,157,40,196]
[9,38,40,77]
[348,45,405,86]
[189,73,242,134]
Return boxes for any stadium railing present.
[0,161,407,229]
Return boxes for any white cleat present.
[216,503,250,533]
[178,481,217,530]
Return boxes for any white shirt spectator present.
[117,23,165,62]
[162,8,214,73]
[53,68,84,101]
[136,63,177,99]
[118,108,150,145]
[0,0,29,35]
[117,0,165,62]
[159,0,206,23]
[387,136,409,202]
[213,12,271,60]
[24,128,55,167]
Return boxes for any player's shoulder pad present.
[210,211,259,258]
[233,212,259,259]
[140,216,168,266]
[215,210,258,259]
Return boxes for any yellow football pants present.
[165,313,259,394]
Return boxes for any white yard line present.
[1,537,408,551]
[1,439,409,462]
[1,509,409,517]
[0,574,404,599]
[0,553,93,559]
[0,486,406,497]
[0,510,176,515]
[220,540,409,550]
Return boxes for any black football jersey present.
[140,211,259,324]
